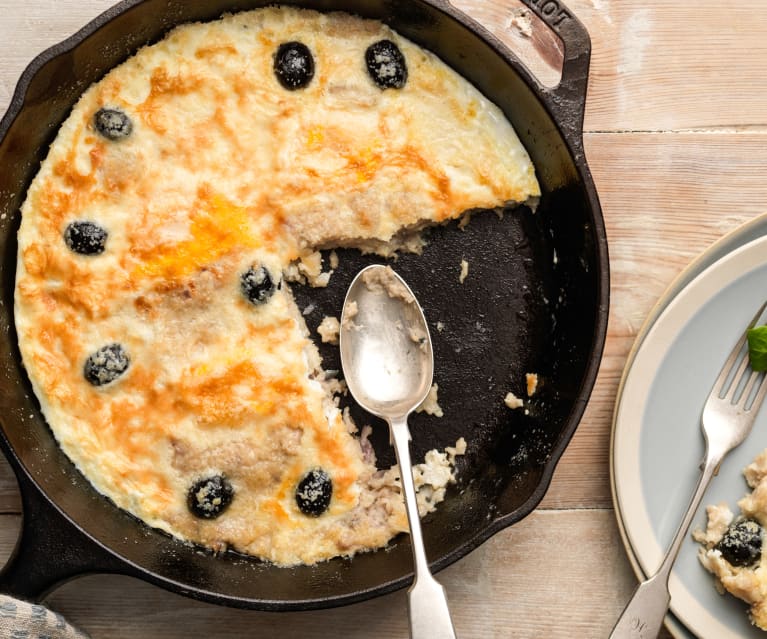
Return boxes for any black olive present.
[274,41,315,90]
[187,475,234,519]
[295,468,332,516]
[64,220,108,255]
[84,343,130,386]
[365,39,408,89]
[240,265,276,305]
[94,107,133,141]
[715,519,763,567]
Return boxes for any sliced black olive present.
[295,468,332,516]
[94,107,133,141]
[187,475,234,519]
[715,518,763,567]
[84,343,130,386]
[365,39,408,89]
[240,265,276,305]
[64,220,108,255]
[274,41,315,90]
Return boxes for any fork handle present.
[610,449,722,638]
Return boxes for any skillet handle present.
[517,0,592,150]
[0,467,127,600]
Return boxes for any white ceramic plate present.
[613,231,767,639]
[612,213,767,638]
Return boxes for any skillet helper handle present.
[518,0,592,150]
[0,468,126,600]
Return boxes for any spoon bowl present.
[339,265,434,418]
[339,264,458,639]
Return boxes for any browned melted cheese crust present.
[14,7,539,565]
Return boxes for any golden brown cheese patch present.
[14,6,539,566]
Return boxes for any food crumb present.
[317,316,340,344]
[692,503,733,545]
[526,373,538,397]
[341,300,359,331]
[293,251,333,287]
[362,265,414,303]
[314,271,332,287]
[504,391,524,410]
[381,437,466,516]
[693,449,767,629]
[436,321,445,333]
[508,7,533,38]
[409,326,428,352]
[416,383,443,417]
[459,259,469,283]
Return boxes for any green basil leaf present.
[747,325,767,371]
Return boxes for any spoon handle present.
[389,416,458,639]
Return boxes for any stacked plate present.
[611,213,767,639]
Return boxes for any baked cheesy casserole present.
[14,6,540,565]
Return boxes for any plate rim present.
[610,216,767,639]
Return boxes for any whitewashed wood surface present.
[2,1,767,637]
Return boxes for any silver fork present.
[610,301,767,639]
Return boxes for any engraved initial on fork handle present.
[609,453,720,638]
[610,301,767,639]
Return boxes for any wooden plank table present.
[2,1,766,636]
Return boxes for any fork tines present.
[715,300,767,410]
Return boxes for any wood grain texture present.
[2,0,767,133]
[0,511,660,638]
[541,130,767,510]
[451,0,767,132]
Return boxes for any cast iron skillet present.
[0,0,608,610]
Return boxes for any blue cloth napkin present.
[0,595,90,638]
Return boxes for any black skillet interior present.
[0,0,607,609]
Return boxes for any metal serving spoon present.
[339,264,457,639]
